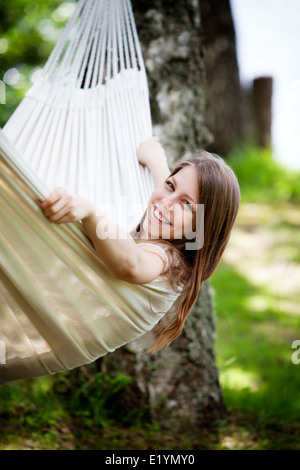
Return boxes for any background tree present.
[253,76,273,148]
[198,0,246,156]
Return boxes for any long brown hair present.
[132,149,240,352]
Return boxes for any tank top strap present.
[138,243,170,272]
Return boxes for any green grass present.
[208,146,300,447]
[211,263,300,424]
[227,145,300,203]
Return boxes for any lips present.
[152,204,171,225]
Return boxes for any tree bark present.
[132,0,212,162]
[103,282,225,428]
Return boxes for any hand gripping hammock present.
[0,0,180,385]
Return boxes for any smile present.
[152,205,171,225]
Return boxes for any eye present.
[183,200,193,210]
[166,181,174,190]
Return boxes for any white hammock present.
[3,0,154,230]
[0,0,180,385]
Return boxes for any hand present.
[137,136,167,169]
[38,187,94,224]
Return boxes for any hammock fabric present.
[0,132,180,385]
[0,0,180,385]
[3,0,154,231]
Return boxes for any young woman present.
[40,137,240,352]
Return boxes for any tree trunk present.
[253,76,273,148]
[198,0,246,156]
[101,0,226,427]
[103,282,225,427]
[132,0,212,162]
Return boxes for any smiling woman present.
[142,165,199,243]
[40,137,241,352]
[0,0,241,386]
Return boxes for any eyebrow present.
[169,175,197,205]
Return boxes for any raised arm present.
[38,188,167,284]
[137,136,170,188]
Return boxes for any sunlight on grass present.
[243,294,300,317]
[276,300,300,316]
[220,367,260,392]
[228,146,300,203]
[220,435,241,450]
[32,376,54,394]
[244,294,273,312]
[221,201,300,305]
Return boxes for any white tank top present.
[138,242,170,273]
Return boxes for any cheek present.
[175,210,195,236]
[172,207,185,232]
[151,188,165,203]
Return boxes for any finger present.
[36,199,45,208]
[43,197,70,218]
[42,187,66,208]
[49,212,77,224]
[46,205,75,223]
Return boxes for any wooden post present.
[253,76,273,148]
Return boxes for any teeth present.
[154,207,170,225]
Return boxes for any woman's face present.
[142,165,199,242]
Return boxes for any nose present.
[160,199,174,212]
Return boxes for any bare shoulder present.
[122,242,169,285]
[138,242,169,267]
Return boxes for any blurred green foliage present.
[60,371,135,427]
[228,145,300,203]
[0,0,75,126]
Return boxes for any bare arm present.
[137,137,171,187]
[39,188,167,284]
[39,137,171,283]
